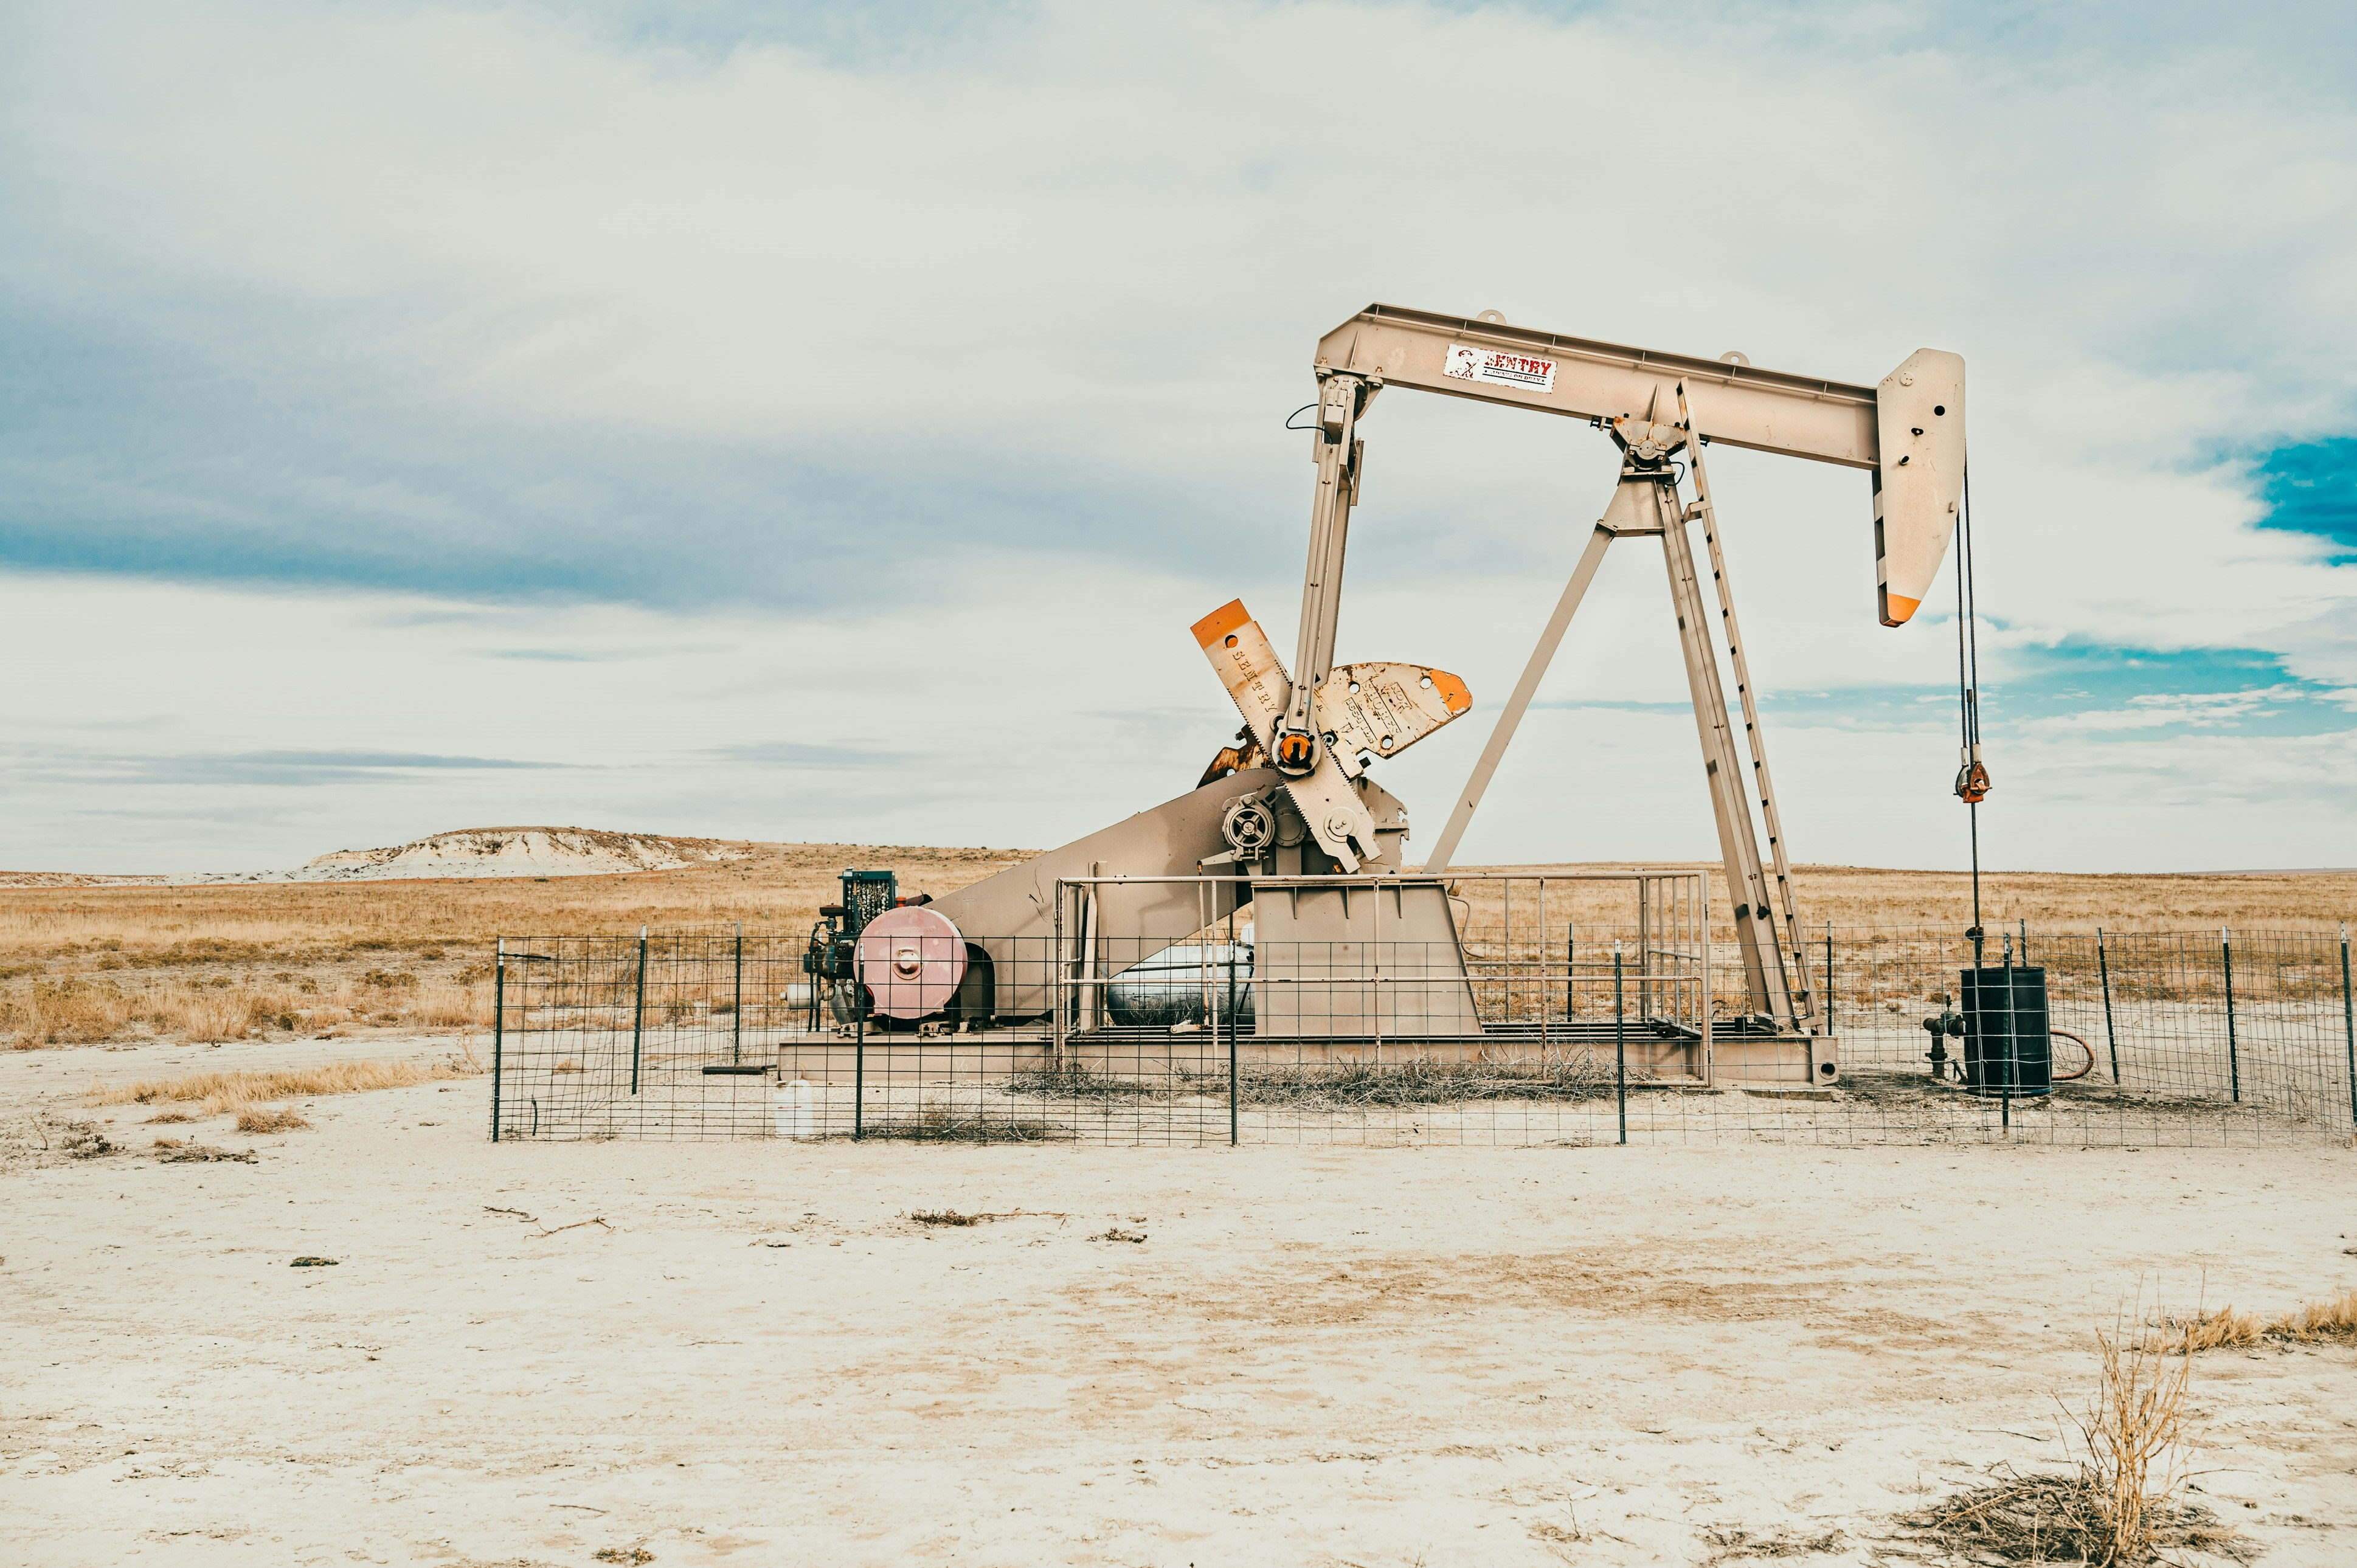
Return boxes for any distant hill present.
[272,826,749,882]
[0,826,754,886]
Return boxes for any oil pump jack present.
[904,304,1965,1084]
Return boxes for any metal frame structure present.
[1046,868,1715,1078]
[1421,387,1811,1026]
[858,303,1972,1090]
[1265,304,1966,1068]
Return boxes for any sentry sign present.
[1442,342,1557,394]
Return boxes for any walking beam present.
[1308,303,1964,626]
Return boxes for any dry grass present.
[0,974,494,1049]
[1000,1055,1636,1107]
[1,839,1024,1048]
[234,1107,312,1133]
[2165,1305,2266,1352]
[2076,1326,2193,1562]
[91,1056,479,1117]
[150,1136,257,1164]
[1701,1525,1846,1560]
[1905,1471,2238,1566]
[1000,1066,1171,1101]
[2159,1288,2357,1351]
[1906,1324,2238,1564]
[1446,860,2357,936]
[864,1105,1062,1143]
[0,840,1025,966]
[47,1117,116,1160]
[2279,1288,2357,1341]
[1233,1055,1631,1107]
[3,831,2351,1048]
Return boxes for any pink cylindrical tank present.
[853,905,968,1020]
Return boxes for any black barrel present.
[1959,964,2051,1096]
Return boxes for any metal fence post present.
[1614,944,1627,1146]
[2221,925,2240,1104]
[1998,933,2013,1132]
[2341,924,2356,1130]
[1565,920,1576,1020]
[1051,883,1067,1072]
[629,927,648,1096]
[2096,926,2120,1084]
[1699,874,1713,1086]
[490,938,505,1142]
[853,980,867,1141]
[732,922,744,1065]
[1824,920,1834,1035]
[1227,925,1240,1147]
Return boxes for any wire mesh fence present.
[488,911,2357,1149]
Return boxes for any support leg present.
[1657,480,1791,1023]
[1425,525,1614,872]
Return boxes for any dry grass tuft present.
[1234,1055,1632,1108]
[144,1110,196,1124]
[2160,1304,2265,1353]
[92,1056,478,1117]
[2155,1288,2357,1352]
[1002,1055,1638,1108]
[151,1136,257,1164]
[2,979,135,1046]
[234,1106,311,1133]
[1701,1525,1847,1561]
[0,1113,119,1170]
[2277,1287,2357,1342]
[1905,1470,2239,1566]
[1000,1066,1166,1101]
[2075,1325,2193,1562]
[1905,1323,2244,1564]
[909,1209,984,1227]
[50,1117,117,1159]
[864,1105,1061,1143]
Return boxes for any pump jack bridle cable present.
[1954,466,1987,968]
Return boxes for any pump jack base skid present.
[1712,1029,1841,1088]
[758,1018,1832,1090]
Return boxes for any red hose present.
[2051,1027,2096,1082]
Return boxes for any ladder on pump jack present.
[1679,383,1817,1032]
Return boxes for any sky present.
[2,0,2353,876]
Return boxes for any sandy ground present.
[4,1041,2356,1567]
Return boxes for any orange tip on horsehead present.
[1191,598,1251,647]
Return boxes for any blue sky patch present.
[1535,641,2355,743]
[2254,438,2357,558]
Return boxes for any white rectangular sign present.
[1442,341,1557,393]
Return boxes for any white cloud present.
[9,564,2352,877]
[1,1,2353,872]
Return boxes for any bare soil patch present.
[3,1039,2352,1566]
